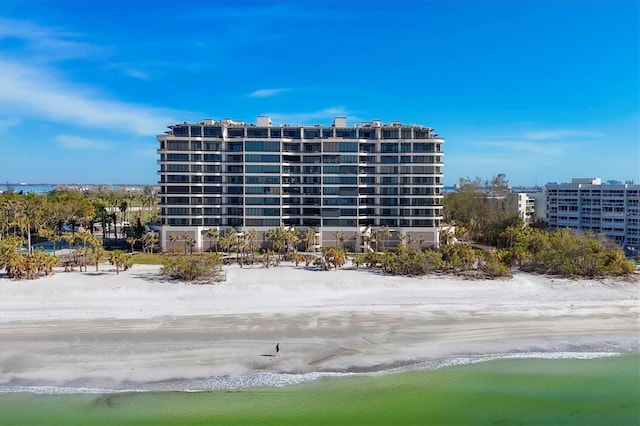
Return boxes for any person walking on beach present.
[275,343,280,356]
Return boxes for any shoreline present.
[1,263,638,393]
[1,350,633,394]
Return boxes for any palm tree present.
[119,201,128,225]
[370,229,380,252]
[127,236,137,253]
[303,229,316,252]
[205,228,219,252]
[246,229,258,263]
[183,233,195,255]
[109,249,132,274]
[380,226,391,251]
[169,233,178,253]
[334,231,346,249]
[77,230,94,271]
[142,232,158,254]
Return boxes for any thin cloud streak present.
[0,17,96,61]
[55,135,110,150]
[524,130,606,140]
[248,88,290,98]
[476,140,576,156]
[0,60,180,136]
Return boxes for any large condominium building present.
[157,116,444,252]
[546,178,640,256]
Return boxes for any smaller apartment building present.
[546,178,639,256]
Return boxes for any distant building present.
[157,116,445,252]
[517,191,546,225]
[546,178,640,256]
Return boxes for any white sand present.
[1,263,638,391]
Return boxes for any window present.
[335,129,356,139]
[227,142,243,152]
[167,164,189,172]
[172,126,188,137]
[247,128,268,138]
[204,154,222,162]
[167,154,189,161]
[322,128,334,138]
[303,128,321,139]
[381,143,398,153]
[380,156,398,164]
[246,154,280,162]
[323,176,357,184]
[246,176,280,184]
[190,126,202,137]
[382,129,399,139]
[283,128,301,138]
[167,142,189,151]
[203,141,221,151]
[246,141,281,152]
[203,127,222,137]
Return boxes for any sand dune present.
[1,263,638,391]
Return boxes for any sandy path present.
[1,264,638,390]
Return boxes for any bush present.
[161,253,224,282]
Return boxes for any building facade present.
[517,191,546,225]
[546,178,639,256]
[157,116,444,252]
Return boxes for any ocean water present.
[1,352,637,426]
[2,184,56,194]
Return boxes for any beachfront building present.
[157,116,444,252]
[517,191,546,225]
[546,178,639,256]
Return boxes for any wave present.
[0,350,625,395]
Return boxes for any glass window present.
[283,128,301,138]
[247,128,268,138]
[167,141,189,151]
[204,127,223,137]
[228,128,244,138]
[270,128,282,138]
[190,126,202,137]
[382,129,399,139]
[246,176,280,184]
[172,126,188,137]
[245,141,281,152]
[227,142,243,152]
[335,129,356,138]
[204,153,222,162]
[339,155,358,163]
[381,143,398,153]
[203,142,221,151]
[303,128,321,139]
[245,154,280,162]
[323,176,357,185]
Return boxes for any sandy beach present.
[1,263,638,392]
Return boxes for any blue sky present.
[0,0,638,186]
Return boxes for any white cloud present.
[248,88,290,98]
[55,135,110,150]
[524,130,605,140]
[476,140,575,156]
[0,17,97,61]
[0,59,180,136]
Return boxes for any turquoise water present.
[1,354,637,426]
